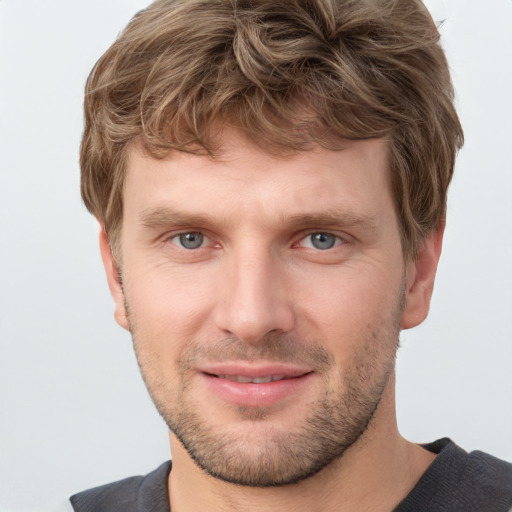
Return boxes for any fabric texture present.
[70,461,171,512]
[393,439,512,511]
[70,439,512,511]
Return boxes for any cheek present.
[295,263,403,356]
[121,271,218,388]
[124,265,217,335]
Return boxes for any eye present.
[172,232,205,250]
[299,232,342,250]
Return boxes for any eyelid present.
[167,230,211,249]
[295,231,349,248]
[163,229,350,251]
[179,232,201,246]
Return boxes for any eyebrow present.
[138,207,379,233]
[139,208,216,229]
[283,212,379,233]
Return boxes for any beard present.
[127,291,403,487]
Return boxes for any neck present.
[167,376,434,512]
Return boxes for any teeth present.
[217,375,286,383]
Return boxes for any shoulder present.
[462,449,512,502]
[395,439,512,512]
[69,461,172,512]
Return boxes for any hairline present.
[105,132,424,265]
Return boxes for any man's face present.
[102,130,431,486]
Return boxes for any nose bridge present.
[214,241,294,343]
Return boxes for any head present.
[81,0,463,262]
[82,0,463,488]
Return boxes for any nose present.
[214,246,296,344]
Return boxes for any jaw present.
[166,373,429,512]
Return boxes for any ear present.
[99,227,129,330]
[400,224,444,330]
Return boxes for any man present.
[70,0,512,510]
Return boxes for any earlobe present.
[99,227,129,330]
[400,225,444,330]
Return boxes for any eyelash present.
[168,231,347,251]
[295,232,345,250]
[170,232,212,250]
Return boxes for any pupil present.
[312,233,335,250]
[180,232,203,249]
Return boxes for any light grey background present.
[1,1,511,510]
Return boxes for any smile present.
[199,366,314,407]
[212,374,288,383]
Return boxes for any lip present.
[198,363,314,408]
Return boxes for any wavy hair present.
[81,0,463,258]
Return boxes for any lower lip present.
[200,372,313,408]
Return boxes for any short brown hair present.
[81,0,463,258]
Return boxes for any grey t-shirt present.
[70,439,512,511]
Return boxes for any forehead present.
[123,131,393,226]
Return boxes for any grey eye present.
[178,232,204,249]
[310,233,336,250]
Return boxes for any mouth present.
[198,364,314,407]
[207,374,290,383]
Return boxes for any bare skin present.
[168,378,435,512]
[100,128,442,512]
